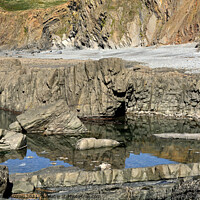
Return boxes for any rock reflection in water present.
[0,110,27,163]
[1,109,200,171]
[26,116,200,170]
[27,134,128,170]
[0,110,16,129]
[0,148,27,163]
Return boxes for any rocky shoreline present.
[0,56,200,199]
[2,163,200,199]
[0,57,200,119]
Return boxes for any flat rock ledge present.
[0,129,27,151]
[154,133,200,140]
[9,100,88,135]
[10,163,200,188]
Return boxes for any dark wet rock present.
[0,148,26,164]
[9,100,88,135]
[0,110,16,130]
[0,165,9,198]
[47,181,175,200]
[0,129,27,151]
[171,176,200,199]
[76,138,120,150]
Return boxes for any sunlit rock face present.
[9,100,88,135]
[0,57,200,119]
[0,0,199,50]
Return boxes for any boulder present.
[9,100,88,135]
[12,181,34,194]
[0,165,9,198]
[0,129,27,150]
[76,138,120,150]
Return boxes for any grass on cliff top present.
[0,0,67,11]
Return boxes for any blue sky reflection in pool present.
[125,153,177,168]
[2,149,72,174]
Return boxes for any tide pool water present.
[1,110,200,174]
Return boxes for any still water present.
[1,110,200,174]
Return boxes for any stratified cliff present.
[0,0,199,50]
[0,57,200,119]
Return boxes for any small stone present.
[56,50,62,54]
[99,163,111,170]
[27,156,33,159]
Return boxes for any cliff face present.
[0,57,200,119]
[0,0,199,50]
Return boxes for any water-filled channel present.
[1,110,200,174]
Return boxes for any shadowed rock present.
[0,165,9,198]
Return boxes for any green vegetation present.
[24,26,28,34]
[0,0,67,11]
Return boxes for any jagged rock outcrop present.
[0,0,199,50]
[0,57,200,119]
[9,100,88,135]
[0,129,27,150]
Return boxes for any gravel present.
[1,43,200,73]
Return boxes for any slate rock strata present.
[0,57,200,120]
[9,163,200,188]
[9,100,88,135]
[0,129,27,150]
[8,163,200,200]
[46,178,200,200]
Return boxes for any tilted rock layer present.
[9,100,88,135]
[0,57,200,119]
[0,129,27,150]
[0,0,199,50]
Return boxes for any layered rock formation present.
[0,129,27,150]
[6,164,200,199]
[9,163,200,188]
[9,100,88,135]
[0,0,199,50]
[0,57,200,120]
